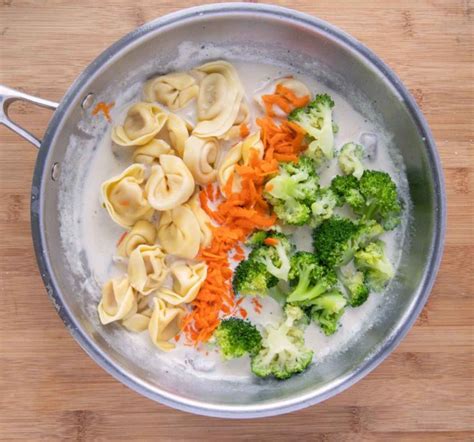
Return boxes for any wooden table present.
[1,1,472,440]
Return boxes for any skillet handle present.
[0,85,59,149]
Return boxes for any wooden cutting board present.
[0,1,472,440]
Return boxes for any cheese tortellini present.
[128,244,169,295]
[223,100,250,140]
[122,294,153,332]
[117,220,157,257]
[148,298,186,351]
[218,131,264,193]
[183,135,219,185]
[145,154,195,211]
[98,277,138,325]
[157,205,201,259]
[166,113,192,157]
[193,61,244,138]
[112,102,168,146]
[185,193,213,248]
[101,164,153,229]
[132,139,173,165]
[143,72,199,110]
[158,261,207,305]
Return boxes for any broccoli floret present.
[331,171,402,230]
[310,290,347,335]
[249,232,293,281]
[312,217,361,268]
[356,170,402,230]
[286,252,337,304]
[330,174,365,208]
[288,94,336,165]
[338,142,365,179]
[338,267,370,307]
[310,188,338,226]
[251,304,313,380]
[354,240,395,292]
[233,259,278,296]
[264,157,319,226]
[357,219,385,246]
[214,318,262,360]
[245,230,270,248]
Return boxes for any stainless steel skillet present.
[0,3,445,418]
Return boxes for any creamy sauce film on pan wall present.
[65,60,409,381]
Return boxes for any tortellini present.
[217,131,264,193]
[158,261,207,305]
[184,193,213,248]
[132,139,173,165]
[98,277,137,325]
[183,135,219,185]
[148,298,186,351]
[166,113,192,157]
[122,294,152,332]
[145,154,195,211]
[112,103,168,146]
[222,100,250,141]
[143,72,199,110]
[157,205,201,259]
[193,61,244,138]
[117,220,157,257]
[101,164,153,229]
[128,244,169,295]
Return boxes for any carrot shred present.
[116,231,128,247]
[92,101,114,122]
[239,123,250,138]
[264,237,279,246]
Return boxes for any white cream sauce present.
[63,60,410,382]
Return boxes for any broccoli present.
[310,187,338,226]
[310,290,347,335]
[356,170,402,230]
[286,251,337,304]
[288,94,336,165]
[214,318,262,360]
[251,304,314,380]
[249,232,293,281]
[338,142,365,179]
[354,240,395,292]
[312,217,361,268]
[232,259,278,296]
[264,157,319,226]
[330,174,364,208]
[331,171,402,230]
[338,267,370,307]
[245,230,270,248]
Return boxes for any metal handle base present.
[0,85,59,149]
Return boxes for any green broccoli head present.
[214,318,262,360]
[354,240,395,292]
[310,187,338,227]
[264,157,319,226]
[251,304,314,380]
[312,217,361,268]
[357,170,402,230]
[330,174,365,208]
[310,290,347,335]
[232,259,278,296]
[286,251,337,304]
[249,232,293,281]
[338,142,365,179]
[288,94,335,164]
[338,267,370,307]
[245,230,269,248]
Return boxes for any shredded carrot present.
[250,297,263,314]
[239,122,250,138]
[264,237,279,246]
[261,85,309,118]
[92,101,114,122]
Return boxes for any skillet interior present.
[31,5,444,417]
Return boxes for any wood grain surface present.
[0,1,473,440]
